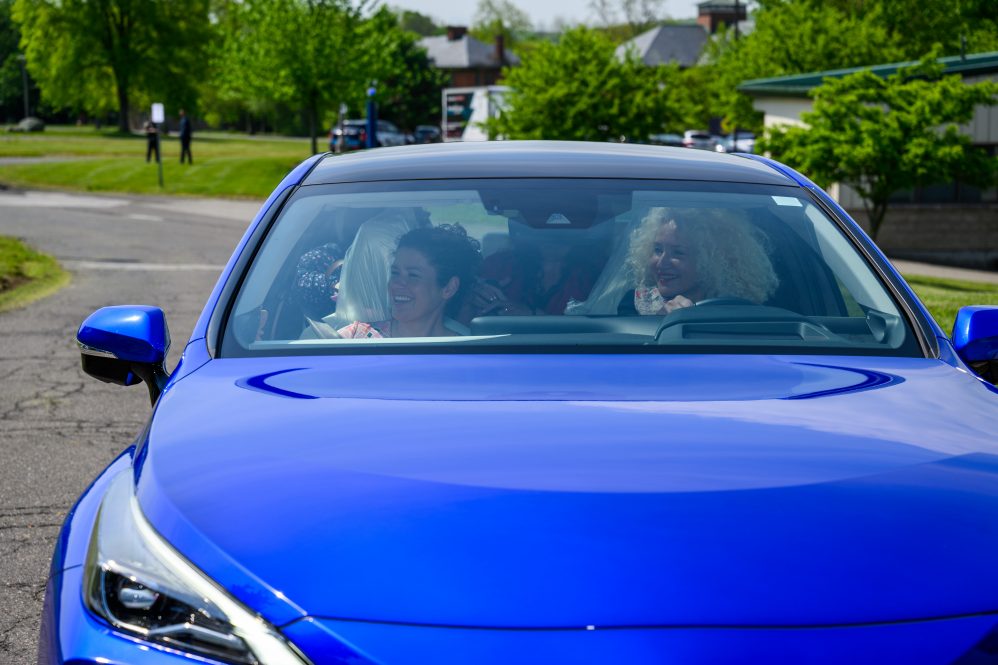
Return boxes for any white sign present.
[151,103,164,124]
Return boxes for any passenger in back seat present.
[468,229,603,317]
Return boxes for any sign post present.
[151,103,165,188]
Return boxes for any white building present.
[739,51,998,208]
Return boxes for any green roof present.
[738,51,998,97]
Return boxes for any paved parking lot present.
[0,190,259,663]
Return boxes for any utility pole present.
[734,0,740,41]
[16,54,29,118]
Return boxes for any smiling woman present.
[337,224,482,339]
[623,207,779,316]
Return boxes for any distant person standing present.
[144,121,159,162]
[178,109,193,164]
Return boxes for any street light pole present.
[16,54,29,119]
[365,82,378,149]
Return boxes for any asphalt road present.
[0,189,261,663]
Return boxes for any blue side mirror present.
[77,306,171,405]
[953,306,998,384]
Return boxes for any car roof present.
[302,141,794,186]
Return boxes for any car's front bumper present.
[278,615,998,665]
[39,446,998,665]
[41,563,998,665]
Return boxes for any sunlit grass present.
[0,124,313,159]
[0,236,69,312]
[904,274,998,334]
[0,125,319,197]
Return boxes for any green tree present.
[396,8,440,37]
[705,0,902,130]
[471,0,533,48]
[0,0,28,122]
[706,0,998,132]
[589,0,666,41]
[364,7,447,131]
[13,0,212,132]
[213,0,366,154]
[490,26,691,142]
[819,0,998,59]
[762,59,998,240]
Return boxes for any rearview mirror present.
[953,306,998,384]
[77,306,171,405]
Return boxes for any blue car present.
[42,142,998,665]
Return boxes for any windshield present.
[221,179,922,357]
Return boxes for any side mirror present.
[953,306,998,384]
[77,306,171,405]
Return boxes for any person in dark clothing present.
[178,109,193,164]
[144,121,159,162]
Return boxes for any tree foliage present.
[471,0,533,48]
[761,59,998,240]
[13,0,212,132]
[706,0,998,132]
[395,8,441,37]
[588,0,666,41]
[363,6,447,131]
[212,0,367,154]
[813,0,998,59]
[704,0,901,130]
[212,1,443,149]
[0,0,27,122]
[490,26,692,141]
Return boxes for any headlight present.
[84,470,310,664]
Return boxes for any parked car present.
[681,129,717,150]
[8,116,44,132]
[44,142,998,665]
[329,119,406,151]
[648,132,683,147]
[715,131,757,154]
[413,124,442,144]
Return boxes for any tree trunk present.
[115,73,130,133]
[867,198,889,242]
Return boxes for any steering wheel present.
[694,297,757,307]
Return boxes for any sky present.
[387,0,702,31]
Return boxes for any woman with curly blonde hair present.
[623,207,779,315]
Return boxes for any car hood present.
[137,354,998,628]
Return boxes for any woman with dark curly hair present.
[338,224,482,338]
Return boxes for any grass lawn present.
[904,274,998,334]
[0,125,318,198]
[0,236,69,312]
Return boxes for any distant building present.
[419,26,520,88]
[739,52,998,264]
[616,24,708,68]
[739,51,998,150]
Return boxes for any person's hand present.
[471,279,514,315]
[663,295,695,313]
